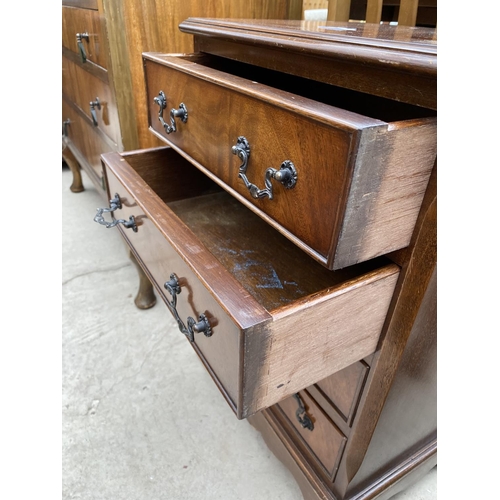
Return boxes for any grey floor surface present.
[62,167,437,500]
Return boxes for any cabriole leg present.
[129,250,156,310]
[62,142,84,193]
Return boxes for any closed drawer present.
[62,5,107,69]
[63,56,120,145]
[143,53,437,270]
[99,147,400,419]
[62,98,113,189]
[277,390,346,481]
[315,361,369,426]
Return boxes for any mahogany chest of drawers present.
[93,18,437,500]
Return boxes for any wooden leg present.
[129,250,156,310]
[62,141,84,193]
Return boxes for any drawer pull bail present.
[154,91,188,134]
[231,136,297,200]
[164,273,212,343]
[76,32,89,63]
[90,98,101,126]
[62,119,71,137]
[93,193,137,232]
[293,393,314,431]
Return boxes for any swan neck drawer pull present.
[231,136,298,200]
[164,273,212,343]
[93,193,137,232]
[293,393,314,431]
[90,98,101,126]
[76,32,89,63]
[153,91,188,134]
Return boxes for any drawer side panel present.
[333,119,437,269]
[241,267,400,417]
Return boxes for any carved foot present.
[62,141,84,193]
[129,250,156,309]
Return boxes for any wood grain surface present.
[111,1,301,150]
[62,56,120,145]
[182,18,436,109]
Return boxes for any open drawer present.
[98,147,400,418]
[143,52,436,270]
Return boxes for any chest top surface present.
[179,18,437,109]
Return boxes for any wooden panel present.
[326,0,352,21]
[333,118,437,268]
[62,97,116,187]
[366,0,384,22]
[115,0,304,150]
[398,0,419,26]
[62,5,107,69]
[62,56,120,145]
[100,0,139,151]
[315,361,368,424]
[278,391,347,480]
[62,0,98,9]
[101,148,400,418]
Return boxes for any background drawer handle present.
[76,32,89,63]
[293,393,314,431]
[93,193,137,232]
[153,91,188,134]
[90,98,101,126]
[62,119,71,137]
[231,136,297,200]
[164,273,212,343]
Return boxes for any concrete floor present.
[62,167,437,500]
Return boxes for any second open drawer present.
[98,147,400,419]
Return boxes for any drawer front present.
[62,98,114,187]
[99,148,400,419]
[277,390,347,481]
[62,57,120,145]
[144,54,351,265]
[315,361,368,425]
[62,5,107,69]
[144,53,437,270]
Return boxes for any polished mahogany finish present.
[101,147,399,418]
[180,18,436,110]
[143,52,436,269]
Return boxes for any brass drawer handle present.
[94,193,137,232]
[293,393,314,431]
[153,91,188,134]
[231,136,297,200]
[164,273,212,343]
[90,98,101,126]
[76,32,89,63]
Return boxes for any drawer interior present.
[123,147,393,312]
[179,53,436,123]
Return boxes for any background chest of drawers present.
[90,18,437,500]
[61,0,304,196]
